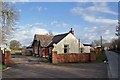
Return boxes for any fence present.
[52,51,96,64]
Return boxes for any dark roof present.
[26,46,32,49]
[47,33,69,47]
[83,44,92,46]
[34,34,53,47]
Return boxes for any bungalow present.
[32,28,95,63]
[47,28,92,60]
[32,34,53,57]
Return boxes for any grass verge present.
[0,63,6,70]
[91,51,107,63]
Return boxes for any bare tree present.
[92,39,108,47]
[48,30,53,35]
[115,20,120,50]
[116,20,120,37]
[0,2,19,45]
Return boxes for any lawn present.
[0,63,6,70]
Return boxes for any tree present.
[115,20,120,50]
[10,40,21,50]
[111,39,118,50]
[45,30,53,35]
[91,39,108,47]
[116,20,120,37]
[0,2,19,45]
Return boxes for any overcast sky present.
[8,2,118,46]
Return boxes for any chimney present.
[69,28,74,35]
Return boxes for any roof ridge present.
[54,32,69,36]
[35,34,53,36]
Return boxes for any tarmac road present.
[2,55,108,78]
[105,51,119,78]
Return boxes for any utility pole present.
[100,36,103,50]
[78,39,80,53]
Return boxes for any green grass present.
[0,63,6,70]
[91,51,107,63]
[41,58,50,63]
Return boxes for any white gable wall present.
[52,33,85,54]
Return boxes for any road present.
[105,51,119,78]
[2,55,108,78]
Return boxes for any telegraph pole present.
[78,39,80,53]
[100,36,103,50]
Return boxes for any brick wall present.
[2,51,12,66]
[52,51,96,64]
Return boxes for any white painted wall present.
[83,46,91,53]
[52,33,85,54]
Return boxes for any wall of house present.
[33,41,41,57]
[33,41,37,56]
[83,46,91,53]
[52,33,85,54]
[42,48,49,58]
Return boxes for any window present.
[64,45,69,53]
[80,47,84,53]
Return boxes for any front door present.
[49,47,52,63]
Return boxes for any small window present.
[64,45,69,53]
[80,47,84,53]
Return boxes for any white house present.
[47,28,92,55]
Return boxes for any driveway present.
[11,55,41,64]
[2,55,108,78]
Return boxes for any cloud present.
[71,2,118,43]
[71,2,117,15]
[83,15,117,25]
[89,2,117,15]
[30,6,47,12]
[83,26,116,42]
[50,20,70,28]
[8,23,49,46]
[50,20,58,25]
[71,2,118,25]
[74,23,117,43]
[11,1,16,4]
[37,6,47,11]
[8,21,69,46]
[18,9,22,12]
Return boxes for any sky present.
[7,2,118,46]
